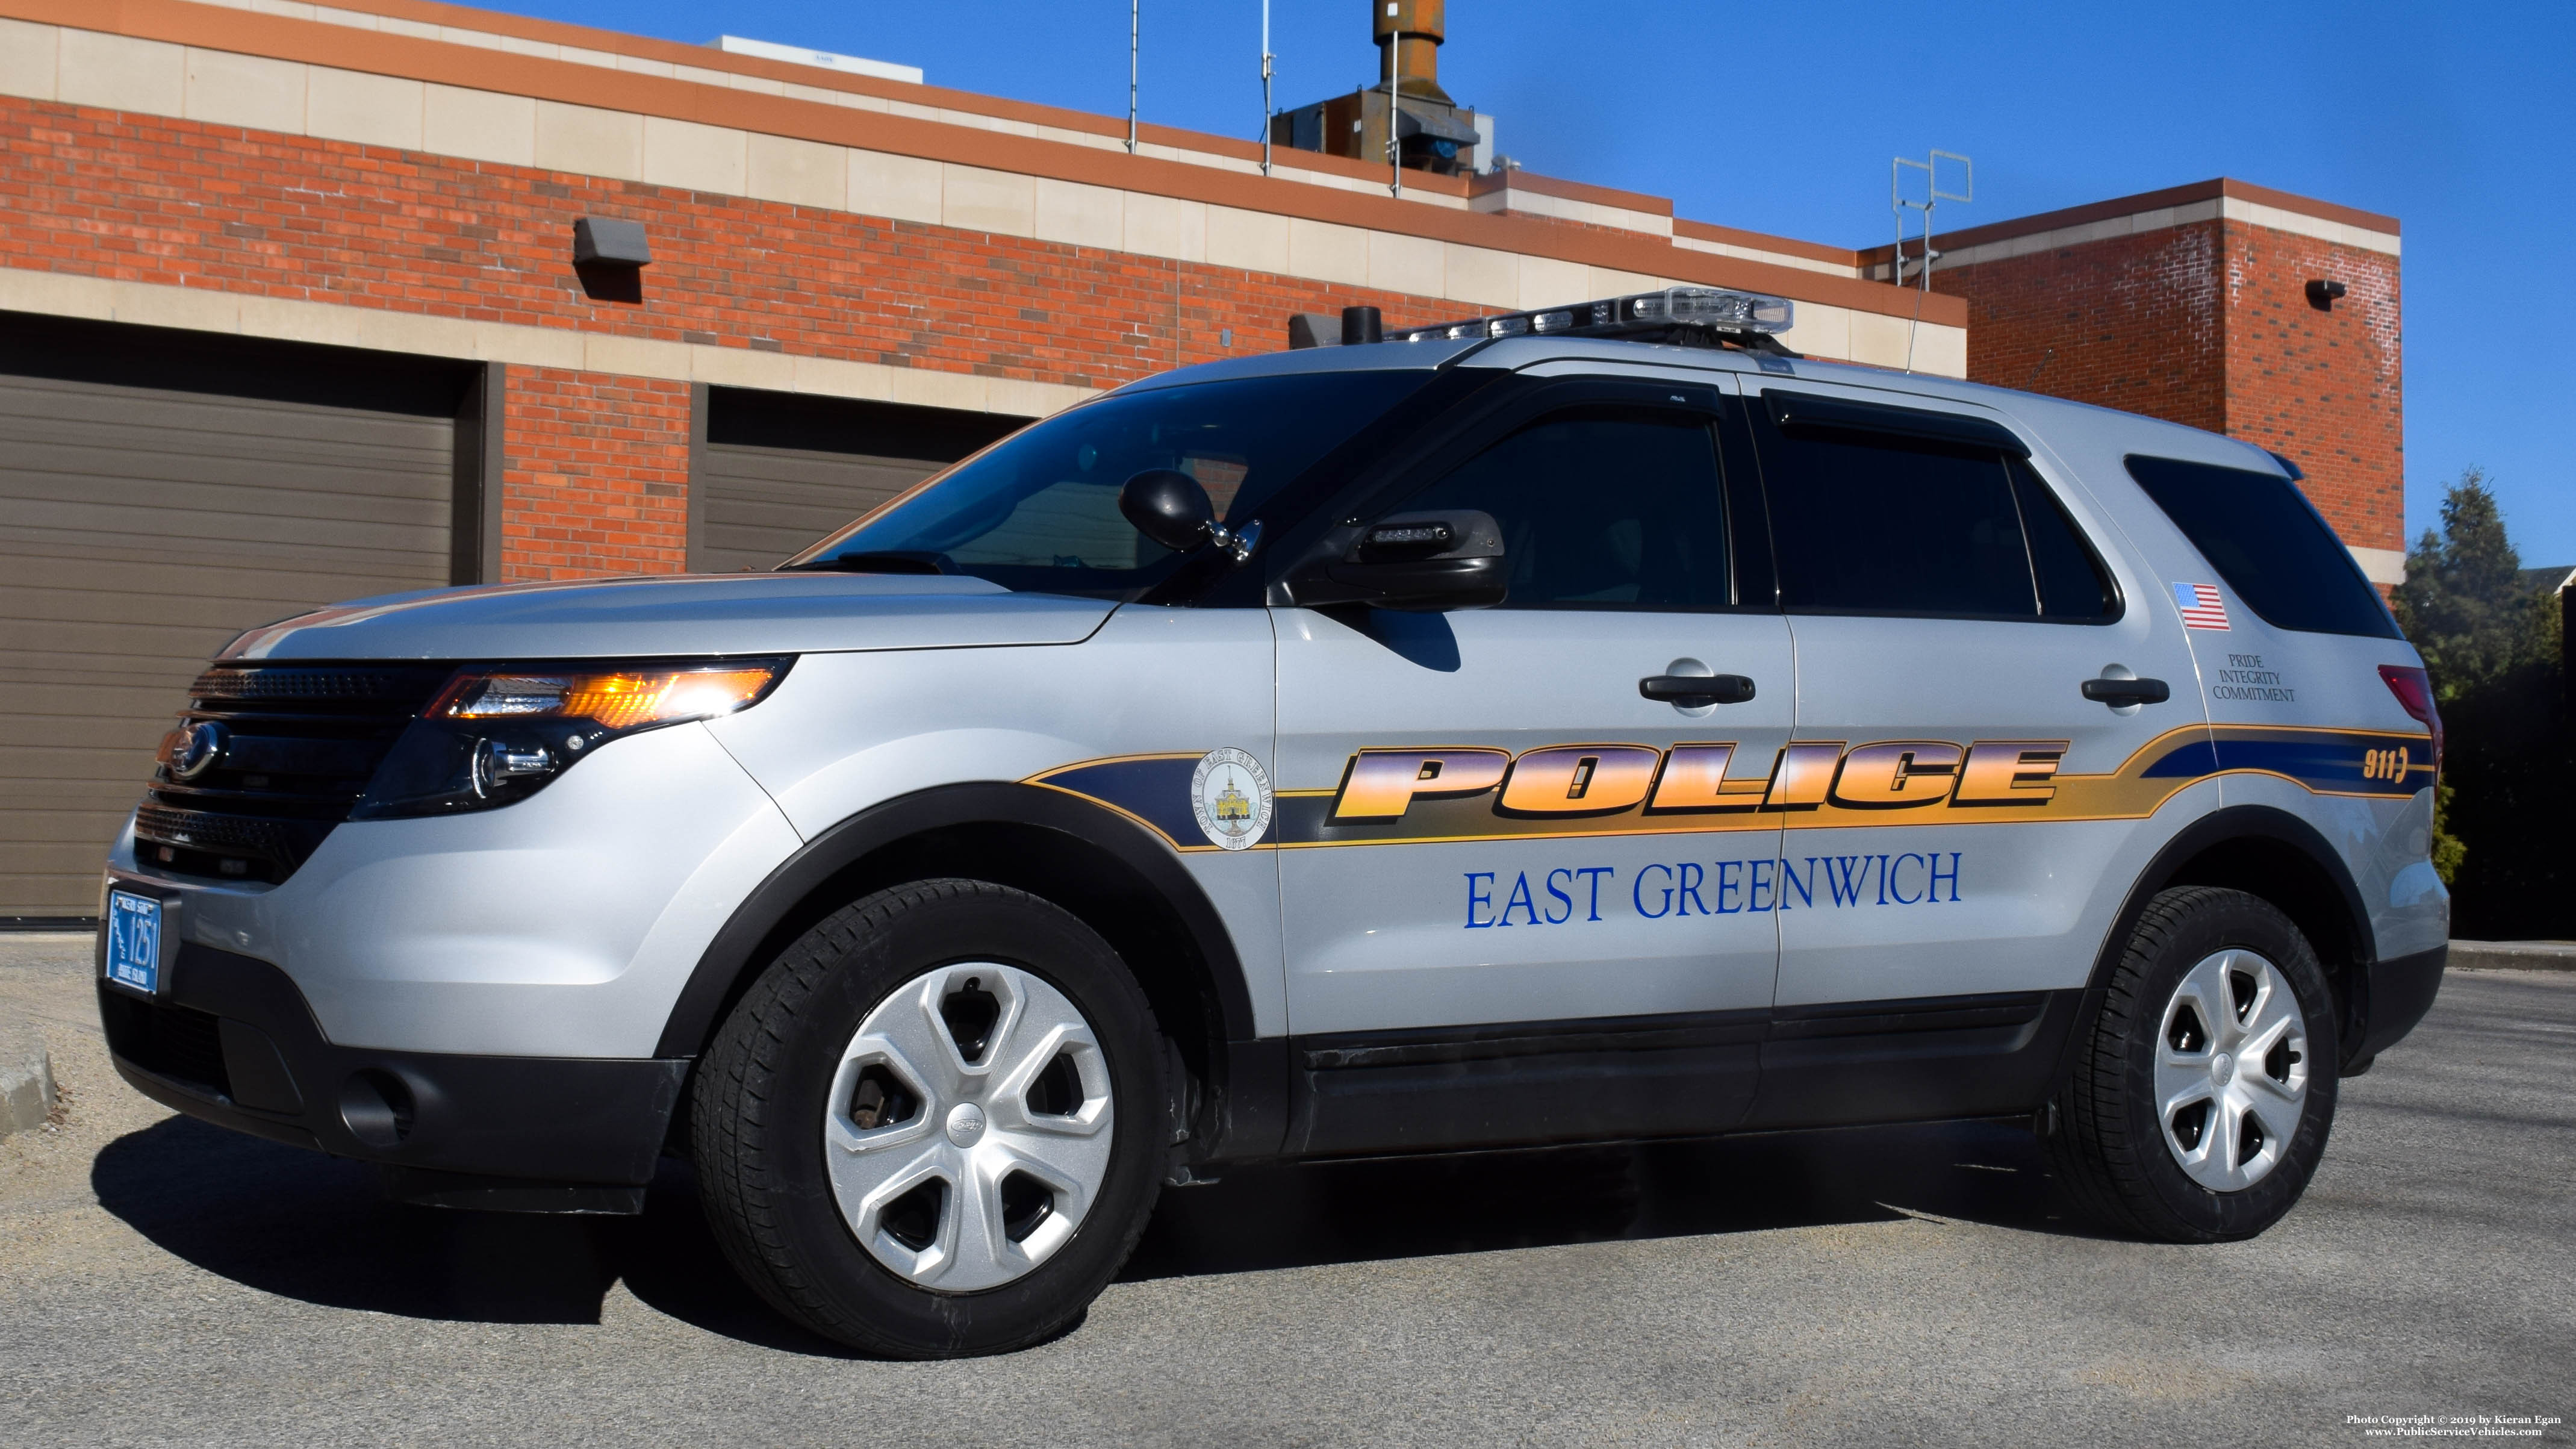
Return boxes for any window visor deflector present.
[1763,390,2030,458]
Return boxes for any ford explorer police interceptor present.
[96,287,2450,1357]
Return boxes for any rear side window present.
[1752,405,2115,622]
[2124,456,2400,639]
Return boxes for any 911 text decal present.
[1464,852,1965,927]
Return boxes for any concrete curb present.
[1,1020,57,1137]
[2448,940,2576,973]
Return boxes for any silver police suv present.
[98,288,2448,1357]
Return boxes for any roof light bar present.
[1395,286,1796,346]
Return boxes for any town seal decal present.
[1190,748,1273,851]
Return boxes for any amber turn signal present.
[432,661,788,732]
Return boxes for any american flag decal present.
[2173,582,2230,631]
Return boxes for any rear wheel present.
[692,879,1168,1357]
[2046,886,2340,1242]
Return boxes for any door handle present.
[2080,676,2171,707]
[1640,674,1756,706]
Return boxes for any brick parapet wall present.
[1930,213,2403,556]
[0,95,1436,391]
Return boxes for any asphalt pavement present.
[3,932,2569,1447]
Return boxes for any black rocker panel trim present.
[653,782,1282,1162]
[1743,990,2079,1131]
[1284,992,2091,1158]
[1286,1008,1767,1158]
[101,943,686,1190]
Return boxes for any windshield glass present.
[785,370,1431,597]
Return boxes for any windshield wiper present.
[781,550,953,576]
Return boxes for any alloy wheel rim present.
[2153,948,2309,1191]
[822,962,1115,1292]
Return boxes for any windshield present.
[785,370,1431,597]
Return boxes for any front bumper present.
[102,940,685,1209]
[104,718,802,1059]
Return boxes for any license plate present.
[104,890,164,995]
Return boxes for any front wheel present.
[691,879,1169,1357]
[2046,886,2341,1242]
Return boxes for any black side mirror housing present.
[1118,469,1216,553]
[1288,509,1508,612]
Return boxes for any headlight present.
[351,658,790,819]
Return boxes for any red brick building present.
[1862,179,2406,585]
[0,0,2400,918]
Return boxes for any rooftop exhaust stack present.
[1377,0,1451,105]
[1271,0,1487,176]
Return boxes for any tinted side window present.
[2012,460,2118,620]
[2124,456,2401,639]
[1401,409,1732,609]
[1754,413,2036,617]
[791,371,1427,599]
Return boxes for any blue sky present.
[484,0,2575,564]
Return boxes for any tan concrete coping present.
[2448,941,2576,974]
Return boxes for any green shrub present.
[2392,470,2571,940]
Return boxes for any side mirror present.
[1117,469,1215,552]
[1290,509,1508,612]
[1118,469,1263,562]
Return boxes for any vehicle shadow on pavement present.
[611,1158,883,1358]
[87,1115,879,1355]
[1119,1117,2097,1282]
[90,1112,2096,1356]
[92,1116,622,1324]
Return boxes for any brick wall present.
[503,369,691,579]
[2220,222,2404,552]
[1,92,2406,577]
[1931,214,2403,555]
[1937,221,2229,433]
[0,94,1448,577]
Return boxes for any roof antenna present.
[1891,149,1970,373]
[1126,0,1140,155]
[1383,2,1401,197]
[1259,0,1275,176]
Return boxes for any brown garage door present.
[0,321,470,921]
[693,387,1027,573]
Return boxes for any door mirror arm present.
[1117,469,1263,564]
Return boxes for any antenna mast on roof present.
[1127,0,1140,154]
[1260,0,1274,176]
[1383,3,1401,196]
[1891,148,1970,372]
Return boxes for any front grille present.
[99,989,232,1098]
[135,664,453,883]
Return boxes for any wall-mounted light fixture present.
[573,217,650,303]
[2306,278,2348,311]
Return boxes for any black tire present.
[691,879,1169,1357]
[2046,886,2341,1242]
